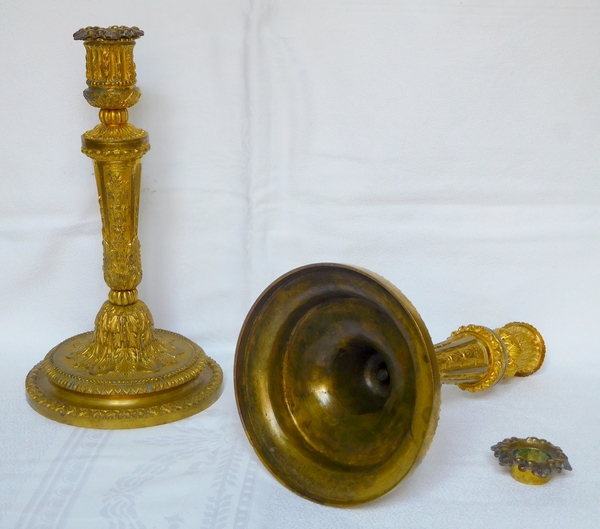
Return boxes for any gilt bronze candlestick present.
[235,263,545,504]
[26,26,222,429]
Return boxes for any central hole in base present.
[331,340,392,414]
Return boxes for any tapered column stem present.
[434,322,545,392]
[78,29,147,305]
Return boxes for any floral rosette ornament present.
[491,437,572,485]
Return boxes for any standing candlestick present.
[26,26,223,429]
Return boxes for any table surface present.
[3,350,598,529]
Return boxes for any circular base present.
[26,330,223,429]
[235,263,441,505]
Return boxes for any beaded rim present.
[74,26,144,41]
[491,437,572,478]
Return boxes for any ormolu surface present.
[235,263,545,505]
[25,27,222,428]
[235,264,441,505]
[27,331,223,429]
[436,322,545,392]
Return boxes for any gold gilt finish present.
[234,263,545,505]
[26,27,222,429]
[491,437,571,485]
[436,321,544,392]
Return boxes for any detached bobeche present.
[491,437,572,485]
